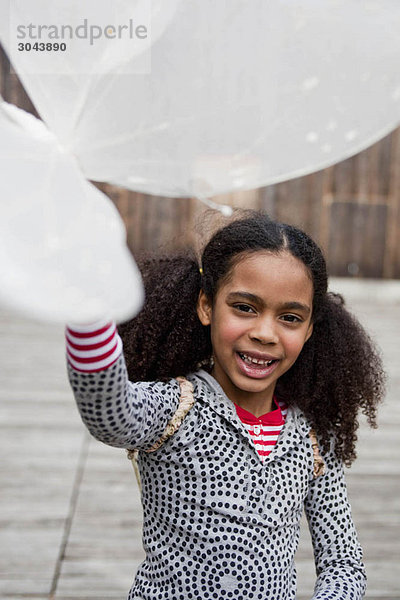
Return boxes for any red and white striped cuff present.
[65,319,122,372]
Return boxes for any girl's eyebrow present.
[280,301,311,315]
[227,292,311,314]
[226,291,261,304]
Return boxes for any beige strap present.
[309,428,326,479]
[126,377,195,490]
[144,377,195,453]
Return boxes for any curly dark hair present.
[119,211,385,465]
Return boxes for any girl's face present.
[197,251,314,413]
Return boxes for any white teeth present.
[240,353,275,366]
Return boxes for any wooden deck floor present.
[1,279,399,600]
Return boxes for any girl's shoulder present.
[129,369,211,400]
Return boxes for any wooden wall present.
[1,44,400,278]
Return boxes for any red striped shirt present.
[235,399,287,461]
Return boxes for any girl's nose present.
[249,317,279,345]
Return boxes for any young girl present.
[66,212,384,600]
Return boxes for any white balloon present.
[0,100,144,324]
[1,0,399,197]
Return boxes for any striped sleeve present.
[65,319,122,372]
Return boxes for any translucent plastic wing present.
[0,99,143,323]
[1,0,400,197]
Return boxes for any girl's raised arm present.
[65,319,181,450]
[304,439,366,600]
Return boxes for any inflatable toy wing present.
[1,0,400,197]
[0,100,143,323]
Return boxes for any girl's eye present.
[281,314,302,323]
[234,304,255,314]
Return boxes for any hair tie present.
[199,267,203,275]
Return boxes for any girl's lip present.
[235,351,280,379]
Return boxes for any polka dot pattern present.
[68,357,366,600]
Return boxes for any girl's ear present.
[197,289,212,326]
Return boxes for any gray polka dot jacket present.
[68,355,366,600]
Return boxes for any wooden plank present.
[54,441,143,598]
[384,129,400,278]
[0,308,87,599]
[327,202,387,277]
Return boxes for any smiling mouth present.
[235,351,280,379]
[238,352,277,367]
